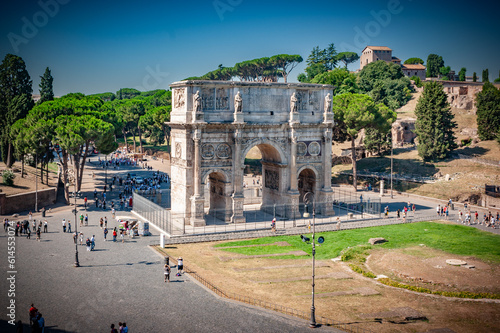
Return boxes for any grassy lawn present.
[214,221,500,263]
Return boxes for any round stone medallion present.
[296,142,307,156]
[216,143,231,159]
[308,141,321,156]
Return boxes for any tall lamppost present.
[387,133,394,199]
[304,192,317,328]
[35,150,38,213]
[66,169,80,267]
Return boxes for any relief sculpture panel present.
[216,87,229,110]
[265,169,279,191]
[173,88,185,108]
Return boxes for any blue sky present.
[1,0,499,96]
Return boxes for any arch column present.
[319,127,334,215]
[191,128,206,226]
[231,127,246,223]
[288,127,300,219]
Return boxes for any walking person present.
[91,235,95,251]
[67,220,71,233]
[100,217,104,229]
[26,227,31,239]
[104,227,108,241]
[86,238,91,251]
[113,228,117,242]
[62,219,66,233]
[110,324,118,333]
[43,220,48,233]
[164,264,171,282]
[36,227,41,242]
[79,214,84,227]
[104,216,108,228]
[73,232,78,244]
[120,230,125,243]
[84,196,87,210]
[271,218,276,233]
[79,232,84,245]
[177,257,184,275]
[85,214,88,226]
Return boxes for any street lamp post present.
[35,151,38,213]
[66,169,80,268]
[304,192,317,328]
[390,137,393,199]
[310,200,317,328]
[387,133,394,199]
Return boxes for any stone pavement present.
[0,156,343,332]
[1,153,499,332]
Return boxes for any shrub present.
[410,75,422,88]
[348,264,377,278]
[378,278,500,299]
[2,169,15,186]
[341,245,372,262]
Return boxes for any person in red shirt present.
[29,304,38,325]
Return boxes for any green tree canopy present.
[90,92,115,101]
[269,54,303,83]
[458,67,467,82]
[38,67,54,104]
[476,82,500,141]
[299,43,339,82]
[332,93,396,190]
[0,54,33,167]
[482,69,489,82]
[335,52,359,69]
[414,81,457,161]
[426,54,444,77]
[404,57,424,65]
[357,61,411,110]
[311,68,358,95]
[439,66,451,80]
[117,88,141,100]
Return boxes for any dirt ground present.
[161,241,500,333]
[0,162,57,196]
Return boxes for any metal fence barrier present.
[157,250,375,333]
[133,189,382,237]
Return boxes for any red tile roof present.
[402,64,426,70]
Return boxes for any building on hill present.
[359,46,393,70]
[401,64,426,81]
[391,56,401,65]
[359,45,427,81]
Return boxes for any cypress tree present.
[482,69,489,82]
[476,82,500,141]
[0,54,33,166]
[39,67,54,103]
[414,81,457,161]
[472,72,477,82]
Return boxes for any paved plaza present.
[1,155,498,332]
[0,158,342,332]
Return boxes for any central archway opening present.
[243,142,284,220]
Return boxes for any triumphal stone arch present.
[168,80,335,227]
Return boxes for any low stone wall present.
[0,187,57,215]
[482,194,500,209]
